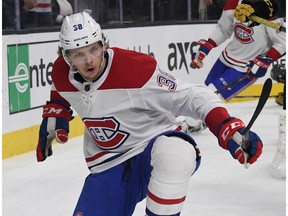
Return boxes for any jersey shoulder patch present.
[99,48,157,90]
[52,57,78,92]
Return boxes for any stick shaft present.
[241,78,272,169]
[214,74,249,94]
[249,15,286,32]
[243,78,273,134]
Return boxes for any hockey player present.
[270,62,286,106]
[270,62,286,178]
[191,0,286,101]
[36,12,264,216]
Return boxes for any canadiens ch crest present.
[83,116,130,150]
[234,23,254,44]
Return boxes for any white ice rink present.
[3,99,286,216]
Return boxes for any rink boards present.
[2,24,284,159]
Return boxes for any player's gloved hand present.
[234,4,255,23]
[247,55,273,78]
[191,39,215,69]
[36,101,73,162]
[217,117,263,165]
[234,0,278,27]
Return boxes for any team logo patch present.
[234,23,254,44]
[157,70,177,92]
[83,117,130,150]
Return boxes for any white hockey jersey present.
[51,48,226,173]
[209,0,286,72]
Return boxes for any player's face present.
[68,42,105,81]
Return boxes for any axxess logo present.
[167,42,197,74]
[8,63,30,93]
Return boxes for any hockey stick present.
[214,73,250,94]
[249,15,286,32]
[240,78,272,168]
[242,78,272,136]
[234,95,277,99]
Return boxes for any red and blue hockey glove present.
[218,117,263,165]
[247,55,273,78]
[191,39,216,69]
[36,101,73,162]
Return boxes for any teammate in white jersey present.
[36,12,264,216]
[191,0,286,101]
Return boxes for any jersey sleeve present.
[265,18,286,60]
[208,0,238,46]
[138,67,227,123]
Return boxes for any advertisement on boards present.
[7,41,58,114]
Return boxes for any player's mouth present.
[86,67,96,74]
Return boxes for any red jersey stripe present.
[147,190,186,205]
[85,151,109,162]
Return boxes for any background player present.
[191,0,285,101]
[271,61,286,107]
[36,12,264,216]
[270,62,286,179]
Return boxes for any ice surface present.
[3,99,286,216]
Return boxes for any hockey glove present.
[191,39,215,69]
[234,0,278,26]
[247,56,273,78]
[234,4,255,23]
[218,117,263,165]
[36,101,73,162]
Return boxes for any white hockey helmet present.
[59,11,104,53]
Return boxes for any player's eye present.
[73,52,85,58]
[91,46,102,56]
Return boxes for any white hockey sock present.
[146,135,197,215]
